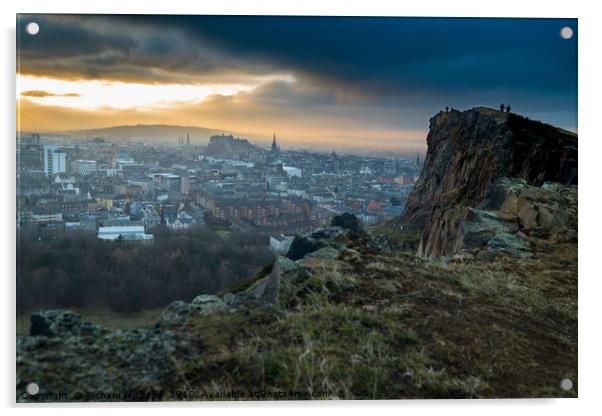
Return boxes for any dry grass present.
[19,230,575,400]
[168,233,576,399]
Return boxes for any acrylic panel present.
[16,14,578,402]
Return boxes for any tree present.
[18,227,275,313]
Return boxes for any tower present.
[271,133,279,153]
[416,152,420,168]
[186,132,190,146]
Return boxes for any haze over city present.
[17,15,577,154]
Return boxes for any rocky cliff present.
[399,107,577,256]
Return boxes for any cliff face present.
[401,107,577,256]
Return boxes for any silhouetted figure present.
[445,106,449,113]
[500,104,506,112]
[506,105,511,113]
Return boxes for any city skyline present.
[17,15,577,153]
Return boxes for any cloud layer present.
[21,90,81,98]
[16,15,578,152]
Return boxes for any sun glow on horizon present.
[16,74,296,110]
[15,73,429,152]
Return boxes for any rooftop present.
[98,226,145,234]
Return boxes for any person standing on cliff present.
[500,104,506,112]
[506,105,512,113]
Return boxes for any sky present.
[16,15,577,154]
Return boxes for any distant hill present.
[62,124,267,146]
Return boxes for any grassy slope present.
[166,233,577,399]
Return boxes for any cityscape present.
[17,131,421,253]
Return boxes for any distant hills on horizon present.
[46,124,268,146]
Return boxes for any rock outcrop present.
[443,178,577,259]
[18,310,202,401]
[286,227,349,260]
[400,107,577,256]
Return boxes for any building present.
[167,212,197,230]
[71,159,97,176]
[180,175,191,194]
[97,226,154,242]
[283,166,302,178]
[115,153,135,167]
[31,208,63,223]
[127,178,155,195]
[19,134,42,169]
[122,164,147,179]
[151,173,182,192]
[53,175,80,196]
[43,145,66,177]
[94,194,116,210]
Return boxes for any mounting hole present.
[560,26,573,40]
[25,382,39,395]
[26,22,40,36]
[560,378,573,391]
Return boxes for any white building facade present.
[97,226,154,242]
[72,159,97,176]
[43,145,66,177]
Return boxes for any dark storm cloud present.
[16,14,577,129]
[166,15,577,128]
[17,15,271,83]
[143,16,577,95]
[18,15,577,90]
[18,15,135,58]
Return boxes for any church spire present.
[271,133,279,153]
